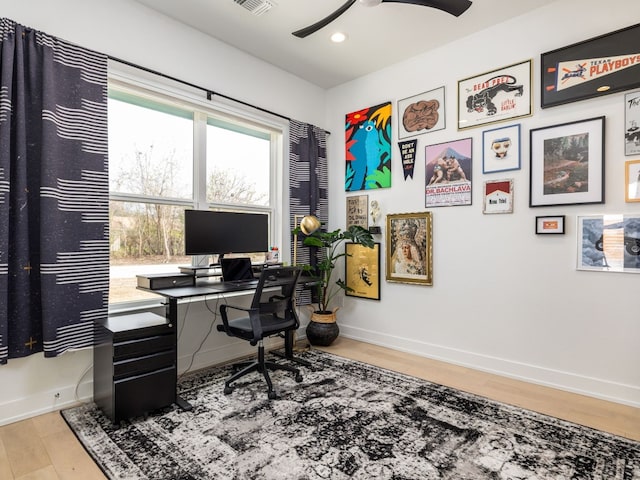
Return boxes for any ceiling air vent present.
[233,0,276,16]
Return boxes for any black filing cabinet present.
[93,312,176,424]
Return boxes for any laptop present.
[221,257,255,283]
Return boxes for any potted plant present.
[293,222,374,346]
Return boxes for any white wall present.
[325,0,640,407]
[0,0,326,426]
[1,0,638,426]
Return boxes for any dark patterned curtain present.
[0,18,109,363]
[289,120,328,305]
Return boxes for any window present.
[108,73,282,306]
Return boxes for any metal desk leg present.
[167,298,193,411]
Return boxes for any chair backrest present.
[251,265,302,317]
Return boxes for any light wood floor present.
[1,337,638,479]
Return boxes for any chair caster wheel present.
[268,391,277,400]
[224,386,233,395]
[295,374,303,383]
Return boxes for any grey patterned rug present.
[62,350,639,479]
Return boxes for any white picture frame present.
[397,86,445,139]
[482,124,521,173]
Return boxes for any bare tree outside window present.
[107,89,275,304]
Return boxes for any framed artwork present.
[346,195,369,228]
[529,116,605,207]
[625,90,640,156]
[385,212,433,285]
[483,179,513,214]
[425,138,472,207]
[626,159,640,202]
[541,23,640,109]
[577,214,640,273]
[457,59,532,130]
[482,124,521,173]
[536,215,565,234]
[345,102,392,191]
[345,242,380,300]
[397,86,445,139]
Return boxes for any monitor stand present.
[210,253,226,268]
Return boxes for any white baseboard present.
[339,325,640,409]
[178,337,286,375]
[0,381,93,427]
[0,339,285,427]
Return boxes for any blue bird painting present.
[345,102,391,191]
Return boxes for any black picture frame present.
[345,242,381,300]
[535,215,565,235]
[541,23,640,108]
[529,117,605,207]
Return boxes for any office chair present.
[217,266,303,399]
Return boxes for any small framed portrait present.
[625,159,640,202]
[483,179,514,214]
[346,194,369,228]
[482,124,521,173]
[536,215,565,234]
[385,212,433,286]
[345,243,380,300]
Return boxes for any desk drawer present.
[114,334,175,360]
[114,351,175,379]
[113,367,176,422]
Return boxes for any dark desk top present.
[139,275,319,300]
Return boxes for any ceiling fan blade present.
[292,0,357,38]
[381,0,472,17]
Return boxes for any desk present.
[137,276,314,413]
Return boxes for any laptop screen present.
[221,257,254,282]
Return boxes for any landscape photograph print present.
[530,117,605,207]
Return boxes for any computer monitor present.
[184,210,269,258]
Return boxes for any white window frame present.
[107,61,288,311]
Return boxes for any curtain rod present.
[108,55,292,123]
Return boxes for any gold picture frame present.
[625,159,640,202]
[385,212,433,285]
[345,243,380,300]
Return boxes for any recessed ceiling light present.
[330,32,347,43]
[597,85,611,92]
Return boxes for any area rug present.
[62,350,639,479]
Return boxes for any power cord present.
[74,361,93,403]
[178,294,223,380]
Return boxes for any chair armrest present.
[221,304,252,315]
[219,304,256,333]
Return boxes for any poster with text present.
[425,138,472,207]
[625,90,640,156]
